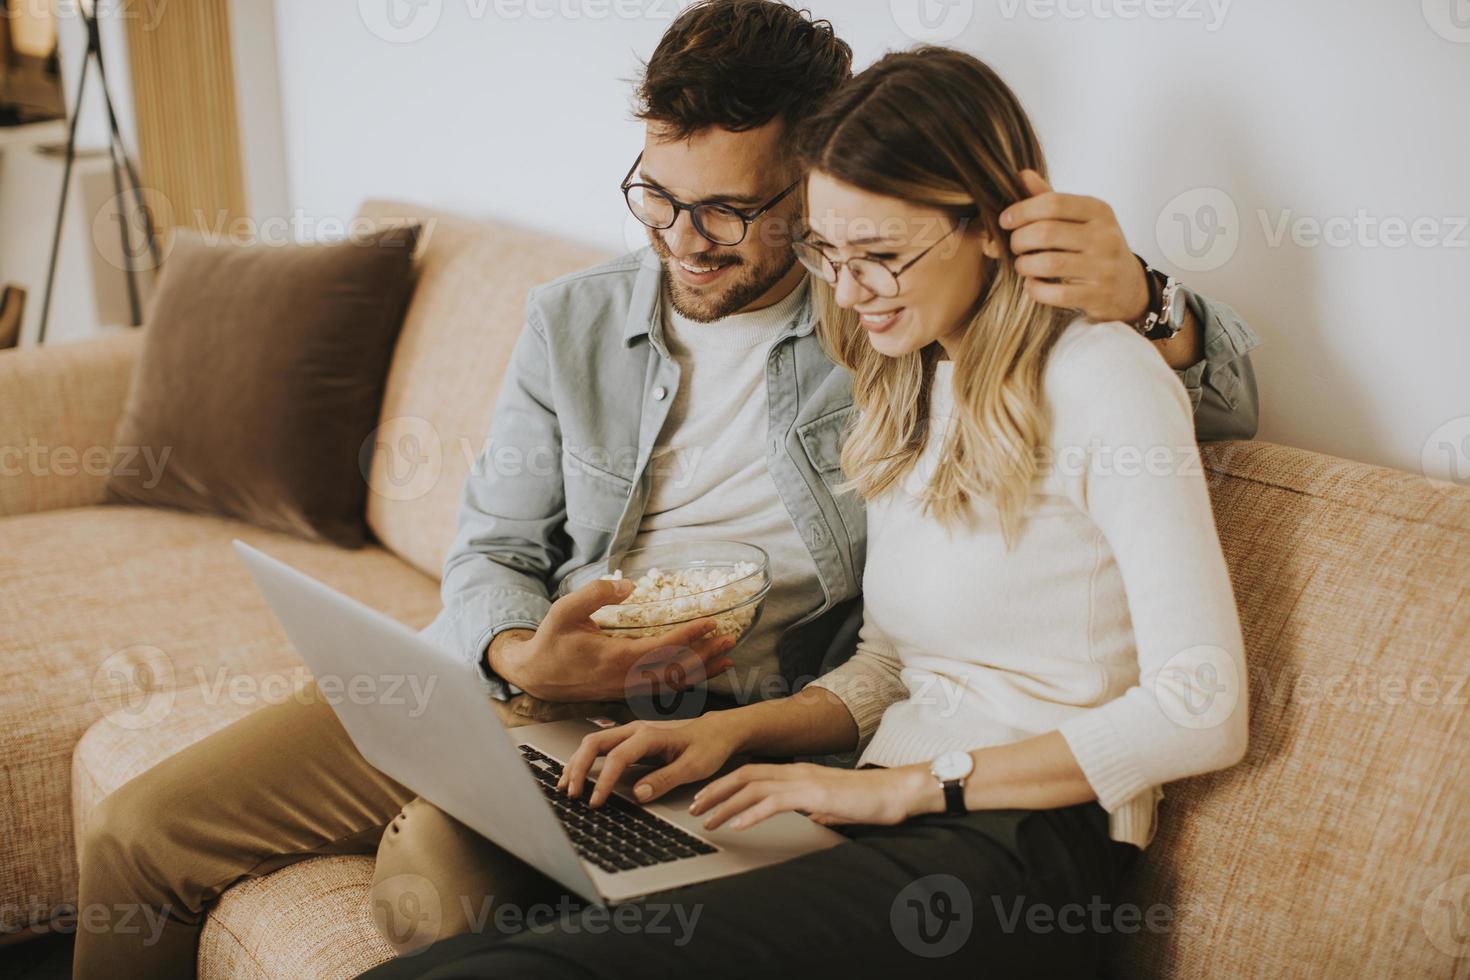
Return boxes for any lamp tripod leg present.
[36,52,91,346]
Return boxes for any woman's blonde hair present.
[798,47,1073,546]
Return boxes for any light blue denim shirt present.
[420,250,1260,700]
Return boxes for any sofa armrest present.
[0,331,144,517]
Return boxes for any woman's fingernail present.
[635,784,651,800]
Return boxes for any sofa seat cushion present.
[1,503,440,935]
[199,856,393,980]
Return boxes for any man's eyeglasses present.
[791,218,973,298]
[621,153,801,248]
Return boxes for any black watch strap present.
[1131,254,1183,341]
[942,780,967,816]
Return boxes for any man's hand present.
[1001,169,1151,325]
[557,713,749,807]
[485,579,737,703]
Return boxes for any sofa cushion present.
[199,856,393,980]
[0,331,143,518]
[1108,442,1470,979]
[0,503,440,936]
[354,201,611,577]
[107,225,421,548]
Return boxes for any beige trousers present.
[73,683,631,979]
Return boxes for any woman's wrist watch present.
[929,751,975,816]
[1130,255,1186,341]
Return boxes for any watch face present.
[1167,287,1188,330]
[931,750,975,782]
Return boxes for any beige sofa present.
[1,201,1467,979]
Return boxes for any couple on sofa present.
[76,2,1259,977]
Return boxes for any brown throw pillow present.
[107,224,421,547]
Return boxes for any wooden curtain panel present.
[123,0,247,242]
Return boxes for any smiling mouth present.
[859,308,905,333]
[671,256,738,286]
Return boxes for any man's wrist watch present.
[929,751,975,816]
[1130,255,1186,342]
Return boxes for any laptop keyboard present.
[518,744,719,874]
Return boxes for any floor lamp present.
[36,0,159,345]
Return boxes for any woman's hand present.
[557,713,748,807]
[690,762,939,831]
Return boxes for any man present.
[73,2,1260,975]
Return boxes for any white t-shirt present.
[632,281,823,699]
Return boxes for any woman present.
[366,47,1247,979]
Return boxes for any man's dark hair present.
[635,0,853,141]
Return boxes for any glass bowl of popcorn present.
[558,541,771,646]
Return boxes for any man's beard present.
[648,230,798,323]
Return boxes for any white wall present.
[271,0,1470,482]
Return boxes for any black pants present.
[360,801,1140,980]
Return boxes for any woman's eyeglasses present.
[791,219,972,298]
[621,153,801,248]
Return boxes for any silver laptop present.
[232,540,845,905]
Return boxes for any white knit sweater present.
[809,319,1248,848]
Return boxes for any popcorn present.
[591,561,764,639]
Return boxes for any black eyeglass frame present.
[620,152,802,247]
[792,215,976,298]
